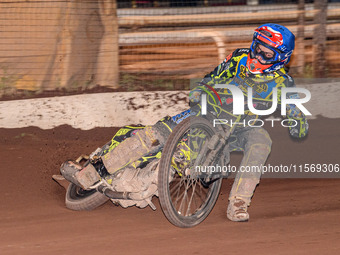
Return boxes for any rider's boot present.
[227,197,249,222]
[227,128,272,222]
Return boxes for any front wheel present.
[65,183,109,211]
[158,116,222,228]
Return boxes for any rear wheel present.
[65,183,109,211]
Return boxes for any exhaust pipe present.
[97,185,133,200]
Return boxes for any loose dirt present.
[0,117,339,255]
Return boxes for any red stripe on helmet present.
[256,34,278,48]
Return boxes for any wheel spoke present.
[195,180,209,202]
[173,176,186,208]
[177,177,190,214]
[185,179,198,216]
[170,178,182,194]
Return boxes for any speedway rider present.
[61,24,309,222]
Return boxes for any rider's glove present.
[288,117,309,138]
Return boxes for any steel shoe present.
[60,160,83,187]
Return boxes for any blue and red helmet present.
[246,23,295,74]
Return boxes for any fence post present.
[313,0,328,78]
[297,0,305,76]
[247,0,259,6]
[96,0,119,89]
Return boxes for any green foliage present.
[0,67,18,90]
[0,67,19,96]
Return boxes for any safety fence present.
[0,0,119,94]
[0,0,339,96]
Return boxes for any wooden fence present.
[119,2,340,81]
[0,1,339,95]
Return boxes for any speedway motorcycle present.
[53,113,235,228]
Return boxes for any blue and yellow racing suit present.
[100,48,309,205]
[186,48,306,203]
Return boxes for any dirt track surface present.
[1,117,339,255]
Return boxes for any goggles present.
[250,40,283,64]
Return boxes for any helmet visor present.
[251,40,282,64]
